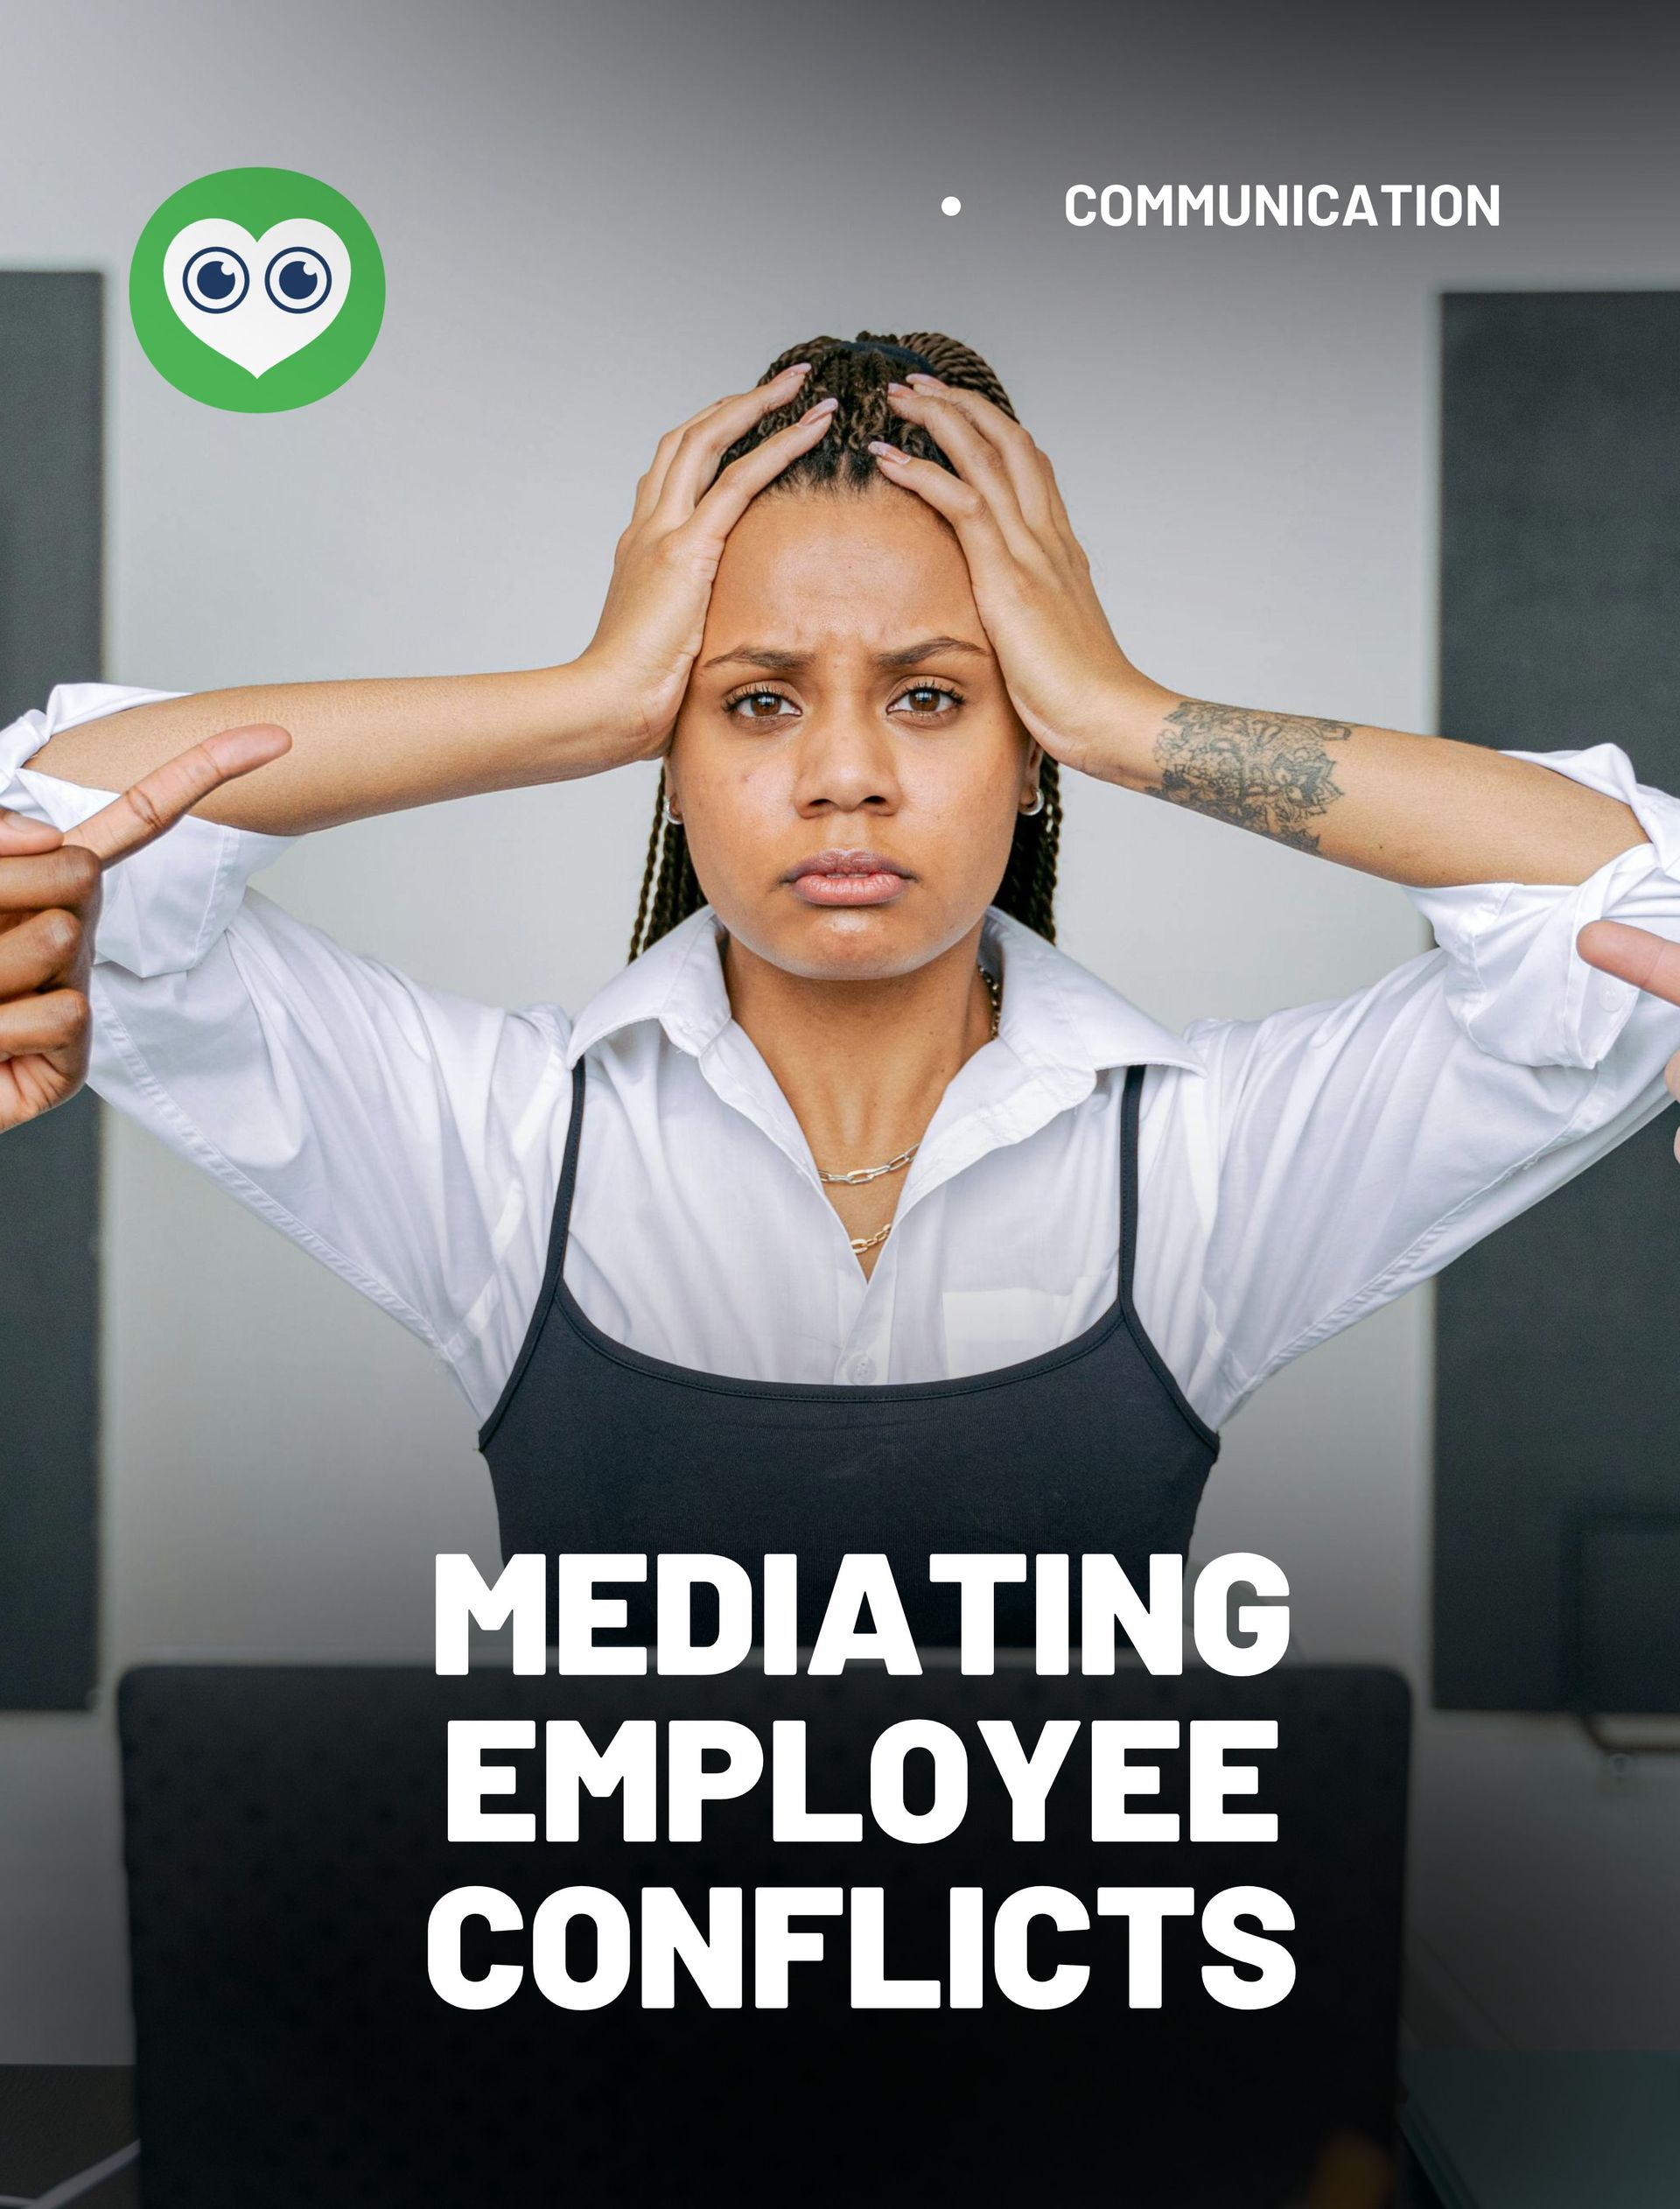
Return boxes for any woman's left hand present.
[875,375,1162,782]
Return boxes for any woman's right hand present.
[0,723,290,1129]
[573,363,837,761]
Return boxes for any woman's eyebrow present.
[875,636,989,670]
[699,636,989,673]
[700,646,808,672]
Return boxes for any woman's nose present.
[790,708,901,816]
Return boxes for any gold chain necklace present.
[846,1219,898,1257]
[823,964,1001,1255]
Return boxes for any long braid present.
[629,331,1061,958]
[630,771,667,960]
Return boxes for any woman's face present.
[668,483,1038,982]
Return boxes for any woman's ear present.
[1019,741,1045,813]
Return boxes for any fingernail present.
[802,396,838,420]
[781,362,812,378]
[886,381,910,395]
[207,722,292,771]
[906,372,942,389]
[867,439,906,460]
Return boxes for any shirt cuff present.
[0,683,294,979]
[1407,744,1680,1070]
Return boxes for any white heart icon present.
[163,217,351,377]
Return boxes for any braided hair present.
[629,333,1062,960]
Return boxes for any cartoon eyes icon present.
[181,247,250,313]
[264,247,332,314]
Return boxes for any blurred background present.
[1,0,1677,2066]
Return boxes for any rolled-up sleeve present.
[1187,744,1680,1423]
[1410,744,1680,1073]
[2,683,292,975]
[0,684,572,1417]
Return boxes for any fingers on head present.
[678,389,766,465]
[888,389,1045,535]
[680,417,827,550]
[1039,447,1074,526]
[712,410,822,499]
[671,412,832,546]
[902,388,1010,477]
[906,375,1036,459]
[872,447,1001,542]
[702,376,801,450]
[719,403,833,486]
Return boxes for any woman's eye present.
[891,684,962,719]
[727,691,800,722]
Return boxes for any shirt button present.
[850,1356,875,1382]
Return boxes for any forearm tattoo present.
[1147,698,1353,853]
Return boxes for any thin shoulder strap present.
[551,1057,589,1263]
[1114,1057,1220,1453]
[1118,1061,1146,1309]
[475,1057,589,1452]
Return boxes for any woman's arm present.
[31,665,612,836]
[875,375,1644,890]
[1103,690,1643,890]
[30,366,838,838]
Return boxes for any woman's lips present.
[784,851,912,907]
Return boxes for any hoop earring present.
[661,795,682,829]
[1019,786,1045,817]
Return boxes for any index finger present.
[883,386,1041,557]
[1577,919,1680,1009]
[900,372,1053,522]
[64,723,292,866]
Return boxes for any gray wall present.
[2,0,1678,2057]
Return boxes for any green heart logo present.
[130,167,384,411]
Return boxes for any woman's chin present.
[731,899,975,985]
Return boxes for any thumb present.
[0,808,65,856]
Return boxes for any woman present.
[4,330,1680,1644]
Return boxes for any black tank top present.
[479,1059,1219,1647]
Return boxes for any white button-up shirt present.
[9,683,1680,1433]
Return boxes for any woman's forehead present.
[705,487,980,648]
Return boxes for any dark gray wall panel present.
[0,270,102,1709]
[1435,292,1680,1713]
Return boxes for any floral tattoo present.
[1149,698,1353,852]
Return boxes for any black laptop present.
[118,1659,1410,2207]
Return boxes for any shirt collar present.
[564,905,1206,1079]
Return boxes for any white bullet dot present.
[941,195,962,217]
